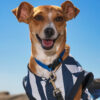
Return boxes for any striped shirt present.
[23,56,93,100]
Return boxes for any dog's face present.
[30,6,66,50]
[12,1,79,54]
[29,5,65,51]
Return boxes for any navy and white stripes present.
[23,56,93,100]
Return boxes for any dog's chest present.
[23,64,79,100]
[23,56,93,100]
[29,66,66,100]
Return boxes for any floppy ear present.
[12,2,33,24]
[61,1,80,21]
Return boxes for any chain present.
[49,72,64,100]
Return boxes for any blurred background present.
[0,0,100,98]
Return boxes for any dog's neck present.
[29,44,70,78]
[29,33,70,78]
[33,43,60,65]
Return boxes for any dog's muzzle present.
[36,33,60,50]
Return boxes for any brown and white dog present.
[12,1,87,100]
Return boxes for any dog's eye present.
[34,15,44,21]
[55,16,63,22]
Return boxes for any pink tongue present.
[42,40,53,47]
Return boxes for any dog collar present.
[34,49,65,72]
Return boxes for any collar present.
[34,49,65,72]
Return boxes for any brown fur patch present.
[74,85,82,100]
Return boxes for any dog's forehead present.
[34,5,62,15]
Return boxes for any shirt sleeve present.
[66,56,94,99]
[76,61,94,100]
[81,89,93,100]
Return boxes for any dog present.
[12,1,94,100]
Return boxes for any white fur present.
[35,43,57,65]
[36,64,50,78]
[48,12,52,20]
[48,12,58,38]
[34,43,57,78]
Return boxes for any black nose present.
[44,28,55,38]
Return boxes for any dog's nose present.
[44,28,55,38]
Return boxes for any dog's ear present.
[12,2,33,24]
[61,1,80,21]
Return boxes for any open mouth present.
[36,34,59,50]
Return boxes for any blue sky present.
[0,0,100,94]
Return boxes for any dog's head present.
[12,1,79,56]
